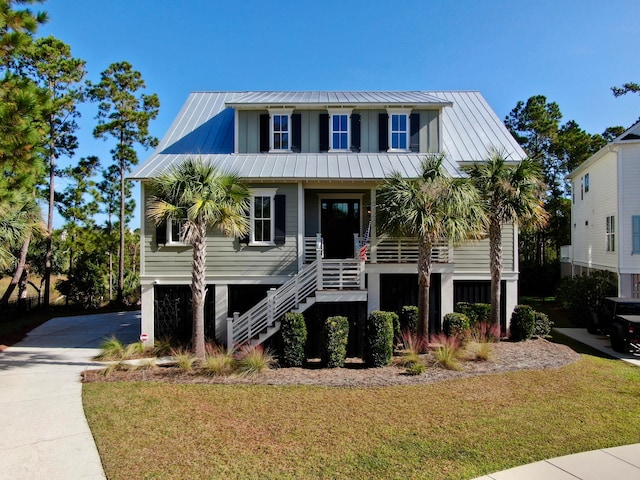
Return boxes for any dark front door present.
[321,199,360,259]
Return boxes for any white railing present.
[228,259,320,347]
[321,259,365,290]
[375,236,450,263]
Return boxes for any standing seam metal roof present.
[130,90,525,180]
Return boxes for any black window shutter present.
[156,221,167,246]
[319,113,329,152]
[259,114,269,153]
[274,195,286,246]
[378,113,389,151]
[410,113,420,152]
[350,113,361,152]
[291,113,301,152]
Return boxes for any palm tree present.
[147,158,250,358]
[377,154,486,338]
[463,150,548,328]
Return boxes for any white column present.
[505,279,518,330]
[440,271,454,318]
[215,284,228,344]
[298,182,305,271]
[367,272,380,314]
[140,282,155,347]
[370,187,377,263]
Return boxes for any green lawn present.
[83,355,640,480]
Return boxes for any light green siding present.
[143,183,299,278]
[453,224,516,272]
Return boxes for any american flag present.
[359,222,371,261]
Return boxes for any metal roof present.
[131,90,526,180]
[225,91,452,107]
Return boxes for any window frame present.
[584,173,590,193]
[249,188,277,246]
[269,109,293,152]
[328,108,352,152]
[606,215,616,252]
[159,218,188,247]
[386,108,412,152]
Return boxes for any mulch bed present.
[83,339,581,388]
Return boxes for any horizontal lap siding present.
[453,223,515,272]
[143,183,299,278]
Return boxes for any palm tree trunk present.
[1,234,31,304]
[191,223,207,359]
[489,217,503,330]
[417,236,433,339]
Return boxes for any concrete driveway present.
[0,311,140,480]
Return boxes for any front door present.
[321,199,360,259]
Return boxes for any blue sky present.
[38,0,640,227]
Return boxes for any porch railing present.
[304,235,451,264]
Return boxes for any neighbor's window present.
[250,188,276,245]
[633,215,640,254]
[271,114,290,151]
[584,173,590,193]
[606,215,615,252]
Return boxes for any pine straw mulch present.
[82,339,581,388]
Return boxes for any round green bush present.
[364,311,394,367]
[533,311,553,338]
[455,302,491,326]
[443,312,470,337]
[510,305,536,341]
[280,312,307,367]
[400,306,418,334]
[321,316,349,368]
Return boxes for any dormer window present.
[387,108,411,152]
[269,109,293,152]
[328,108,353,152]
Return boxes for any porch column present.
[505,279,518,330]
[367,271,380,313]
[140,282,154,347]
[440,271,454,318]
[297,181,305,271]
[215,284,228,344]
[370,187,377,263]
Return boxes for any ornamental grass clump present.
[430,333,463,371]
[171,348,198,372]
[95,336,125,361]
[364,311,395,367]
[202,345,235,376]
[321,316,349,368]
[123,341,144,359]
[396,329,426,366]
[235,344,276,376]
[280,312,307,367]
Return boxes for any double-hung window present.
[270,109,293,152]
[606,215,615,252]
[328,109,352,151]
[156,219,187,246]
[633,216,640,254]
[387,108,411,152]
[250,188,276,245]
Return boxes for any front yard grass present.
[83,354,640,480]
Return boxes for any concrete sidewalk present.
[473,326,640,480]
[0,311,140,480]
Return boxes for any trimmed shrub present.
[510,305,536,341]
[364,311,394,367]
[280,312,307,367]
[321,316,349,368]
[391,311,401,341]
[533,311,553,338]
[455,302,491,326]
[400,306,419,335]
[556,270,617,325]
[443,312,470,338]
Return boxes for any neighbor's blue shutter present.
[274,195,286,246]
[633,216,640,253]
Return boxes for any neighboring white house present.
[130,91,526,352]
[566,119,640,298]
